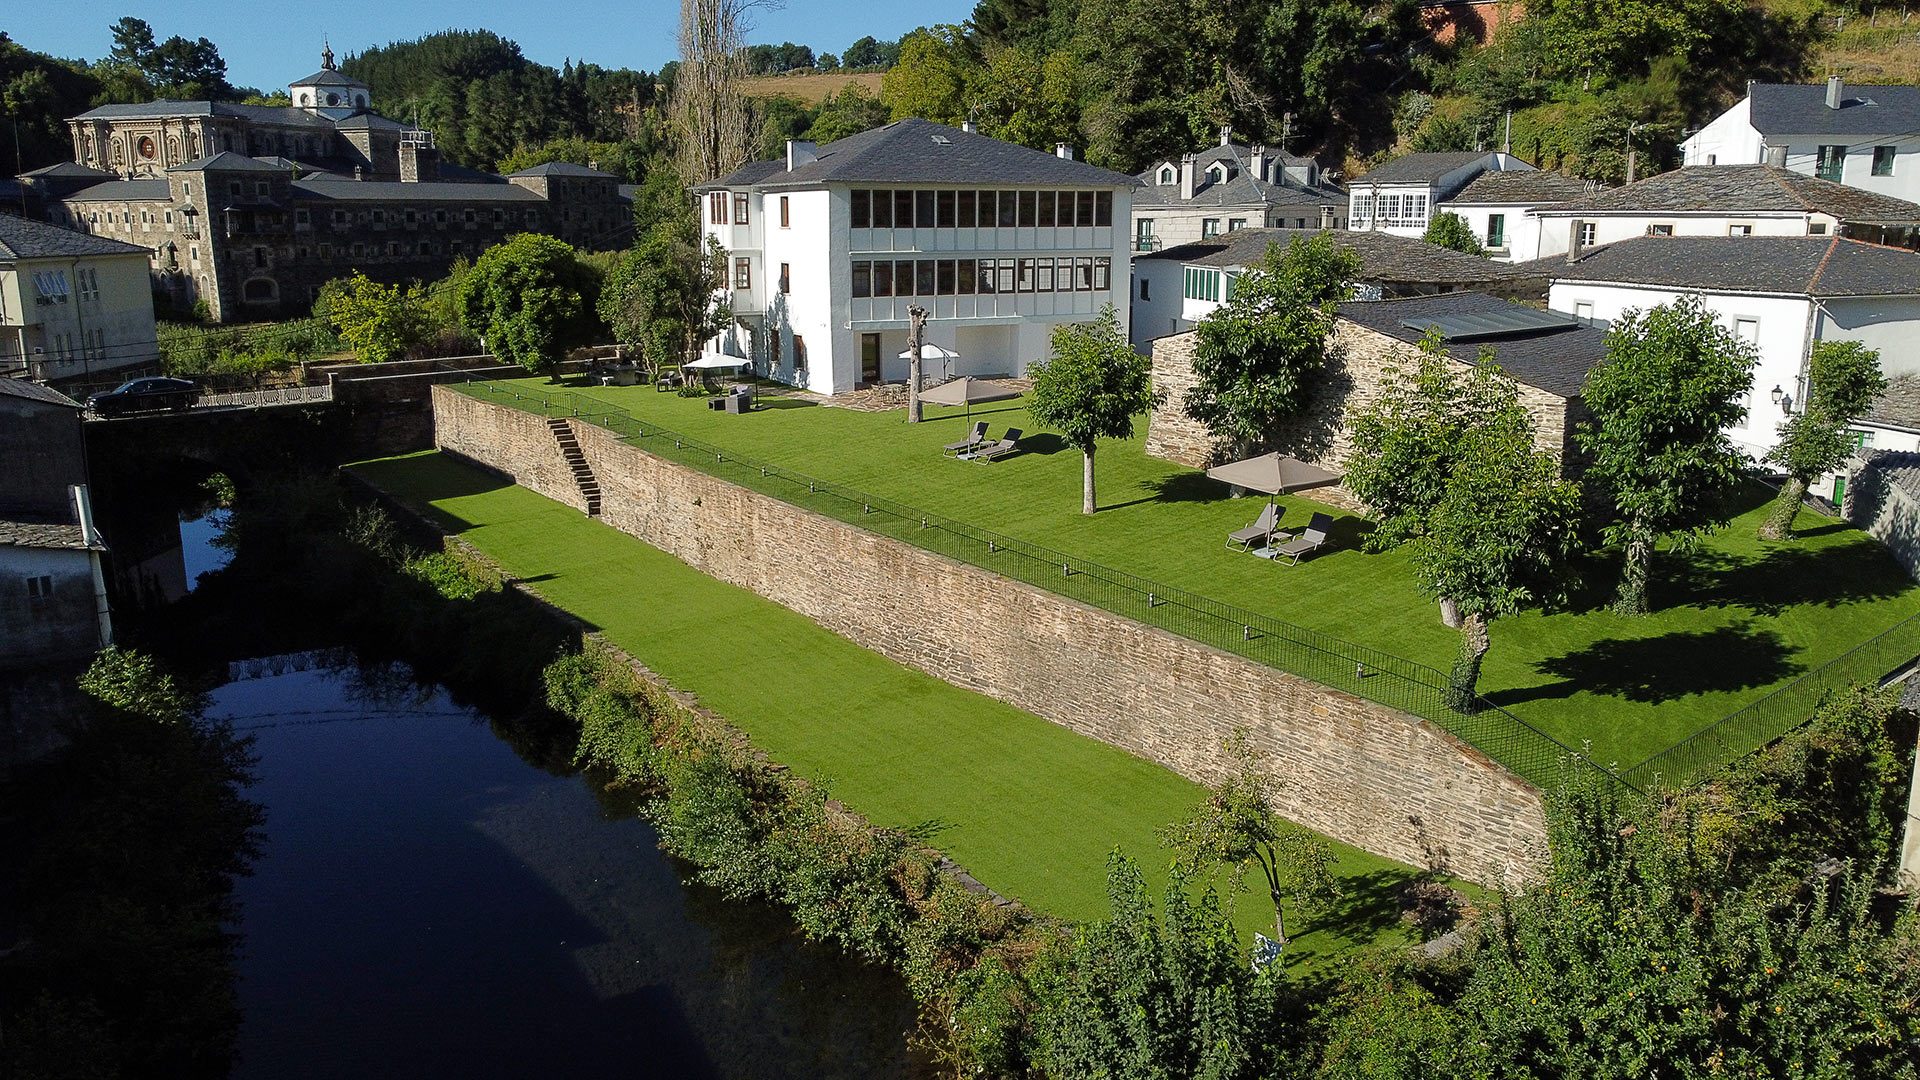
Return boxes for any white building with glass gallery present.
[695,118,1135,395]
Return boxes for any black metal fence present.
[460,380,1638,796]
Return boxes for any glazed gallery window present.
[848,188,1114,228]
[849,256,1112,298]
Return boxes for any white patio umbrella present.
[898,342,960,383]
[918,376,1022,419]
[685,354,750,370]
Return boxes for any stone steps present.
[545,416,602,517]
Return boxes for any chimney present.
[1179,154,1198,200]
[1826,75,1844,109]
[1055,142,1074,160]
[785,139,818,171]
[1219,124,1232,147]
[1319,204,1335,230]
[399,140,439,183]
[1766,144,1788,167]
[1250,144,1269,182]
[961,119,975,133]
[1566,219,1585,262]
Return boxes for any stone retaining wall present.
[434,385,1549,885]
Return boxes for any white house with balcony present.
[1682,78,1920,203]
[1529,165,1920,261]
[1347,151,1534,237]
[694,118,1134,395]
[1530,235,1920,464]
[0,214,158,383]
[1127,126,1346,253]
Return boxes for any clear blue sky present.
[7,1,972,92]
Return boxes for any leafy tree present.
[1759,340,1886,540]
[599,184,730,373]
[1578,297,1756,614]
[1532,0,1743,84]
[881,26,969,123]
[1184,233,1359,457]
[319,271,433,364]
[1422,211,1487,257]
[77,646,202,723]
[459,234,600,380]
[1160,733,1338,950]
[969,46,1079,151]
[1029,854,1292,1079]
[1027,305,1158,514]
[803,85,890,144]
[100,16,234,100]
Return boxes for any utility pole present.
[1625,122,1642,184]
[907,304,927,423]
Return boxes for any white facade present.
[1681,83,1920,203]
[1530,210,1837,260]
[0,250,159,382]
[1349,154,1531,238]
[1546,280,1920,460]
[701,175,1132,395]
[1440,202,1546,262]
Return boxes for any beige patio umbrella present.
[918,376,1023,419]
[1205,452,1343,505]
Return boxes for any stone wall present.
[1844,450,1920,581]
[1143,324,1580,510]
[434,385,1550,885]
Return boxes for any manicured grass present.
[353,450,1448,966]
[488,377,1920,771]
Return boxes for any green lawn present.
[353,450,1448,967]
[472,377,1920,772]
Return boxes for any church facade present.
[19,47,630,323]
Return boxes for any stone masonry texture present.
[434,386,1550,885]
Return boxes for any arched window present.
[1157,166,1175,185]
[355,94,367,108]
[243,278,277,302]
[1206,162,1230,183]
[325,91,340,106]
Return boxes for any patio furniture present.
[944,421,990,457]
[1270,512,1335,565]
[971,428,1024,463]
[654,366,684,391]
[721,384,755,414]
[1227,503,1281,552]
[920,376,1022,420]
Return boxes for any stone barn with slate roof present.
[1144,292,1608,509]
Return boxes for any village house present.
[0,379,111,668]
[1529,234,1920,463]
[1435,168,1596,261]
[695,118,1134,395]
[1529,165,1920,260]
[0,214,159,383]
[1128,127,1347,252]
[1144,292,1607,502]
[20,47,629,322]
[1129,227,1539,346]
[1682,78,1920,203]
[1347,150,1537,238]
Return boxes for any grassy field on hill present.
[742,71,885,104]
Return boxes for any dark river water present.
[164,510,926,1078]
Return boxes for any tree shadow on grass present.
[1660,541,1911,618]
[1485,621,1802,707]
[754,397,819,411]
[1014,432,1069,457]
[1106,471,1223,510]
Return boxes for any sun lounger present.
[944,421,989,456]
[1227,503,1280,551]
[1271,512,1335,565]
[971,428,1024,463]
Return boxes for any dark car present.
[87,377,200,416]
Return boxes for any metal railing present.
[1621,609,1920,788]
[458,380,1630,797]
[198,383,334,408]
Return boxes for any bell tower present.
[290,40,372,115]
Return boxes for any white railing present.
[198,383,334,408]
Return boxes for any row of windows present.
[1182,267,1231,302]
[849,255,1114,298]
[850,189,1115,230]
[46,328,108,361]
[1350,193,1429,225]
[298,206,538,228]
[1814,144,1899,181]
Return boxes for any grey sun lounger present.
[971,428,1024,463]
[944,421,989,456]
[1272,512,1335,565]
[1227,503,1280,551]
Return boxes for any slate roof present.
[1529,235,1920,297]
[1749,82,1920,136]
[1539,165,1920,222]
[18,162,115,181]
[0,377,84,408]
[70,100,336,127]
[1866,374,1920,432]
[290,69,368,88]
[508,162,615,178]
[291,179,542,203]
[59,179,171,202]
[1337,292,1609,397]
[0,520,97,551]
[700,118,1135,190]
[1354,151,1495,184]
[1854,449,1920,503]
[1142,227,1521,285]
[169,151,287,173]
[333,113,405,132]
[1447,169,1595,205]
[0,214,150,260]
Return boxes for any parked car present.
[87,377,201,416]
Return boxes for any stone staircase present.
[546,417,602,517]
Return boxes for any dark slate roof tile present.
[507,162,615,178]
[0,520,96,550]
[1142,227,1521,285]
[1867,374,1920,432]
[1354,151,1494,184]
[1526,235,1920,296]
[169,151,287,173]
[0,377,84,408]
[0,214,150,259]
[1448,169,1597,205]
[1336,292,1609,397]
[1750,82,1920,136]
[291,179,542,202]
[701,118,1135,190]
[59,179,171,202]
[1541,165,1920,221]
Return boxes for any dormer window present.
[1206,162,1231,183]
[1157,166,1176,185]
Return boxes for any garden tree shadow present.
[1015,432,1069,456]
[1263,344,1355,463]
[754,396,819,411]
[1112,470,1221,509]
[1487,622,1801,706]
[1659,541,1910,618]
[1299,868,1414,953]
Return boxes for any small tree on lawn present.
[1027,305,1159,515]
[601,170,732,374]
[1422,211,1487,257]
[459,233,600,381]
[1759,340,1886,540]
[321,271,433,364]
[1161,733,1337,952]
[1413,393,1582,709]
[1184,233,1360,456]
[1579,297,1756,615]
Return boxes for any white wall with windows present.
[1778,137,1920,203]
[1531,210,1835,259]
[1347,185,1432,237]
[0,252,158,380]
[1438,203,1546,262]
